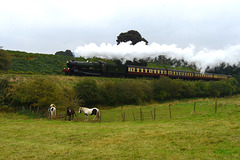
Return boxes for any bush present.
[11,77,62,110]
[98,80,153,106]
[75,79,100,106]
[208,79,236,97]
[152,78,169,101]
[195,81,210,97]
[179,81,196,98]
[0,76,10,105]
[0,76,9,94]
[99,81,118,105]
[0,50,11,71]
[152,77,190,101]
[114,81,143,105]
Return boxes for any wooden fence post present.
[140,108,143,121]
[154,108,156,120]
[121,107,125,122]
[132,111,135,121]
[215,97,217,113]
[151,111,153,119]
[121,107,123,122]
[169,104,172,119]
[193,101,196,114]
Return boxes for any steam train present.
[62,60,231,80]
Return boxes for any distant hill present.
[8,50,72,75]
[7,50,197,75]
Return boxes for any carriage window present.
[130,67,135,72]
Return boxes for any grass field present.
[0,96,240,160]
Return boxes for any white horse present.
[48,104,56,119]
[78,107,100,121]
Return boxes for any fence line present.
[97,97,239,122]
[11,97,240,122]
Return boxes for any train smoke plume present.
[74,42,240,72]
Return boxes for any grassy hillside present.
[0,96,239,159]
[7,50,72,74]
[7,50,197,75]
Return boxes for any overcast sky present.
[1,0,240,55]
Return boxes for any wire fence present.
[7,98,240,122]
[95,99,240,123]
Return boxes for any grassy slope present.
[7,50,196,75]
[8,50,72,74]
[0,96,239,160]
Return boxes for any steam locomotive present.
[62,60,231,80]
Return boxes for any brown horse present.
[66,107,77,121]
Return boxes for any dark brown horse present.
[66,107,77,121]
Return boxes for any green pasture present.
[90,97,240,122]
[1,96,240,160]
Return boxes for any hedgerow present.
[0,76,10,106]
[74,77,239,106]
[1,76,239,113]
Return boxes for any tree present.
[55,50,73,56]
[0,49,11,71]
[116,30,148,45]
[75,79,100,106]
[125,58,147,66]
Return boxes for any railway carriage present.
[167,69,195,80]
[127,65,167,77]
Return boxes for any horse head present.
[78,107,82,113]
[50,104,56,108]
[67,107,72,113]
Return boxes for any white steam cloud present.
[74,42,240,73]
